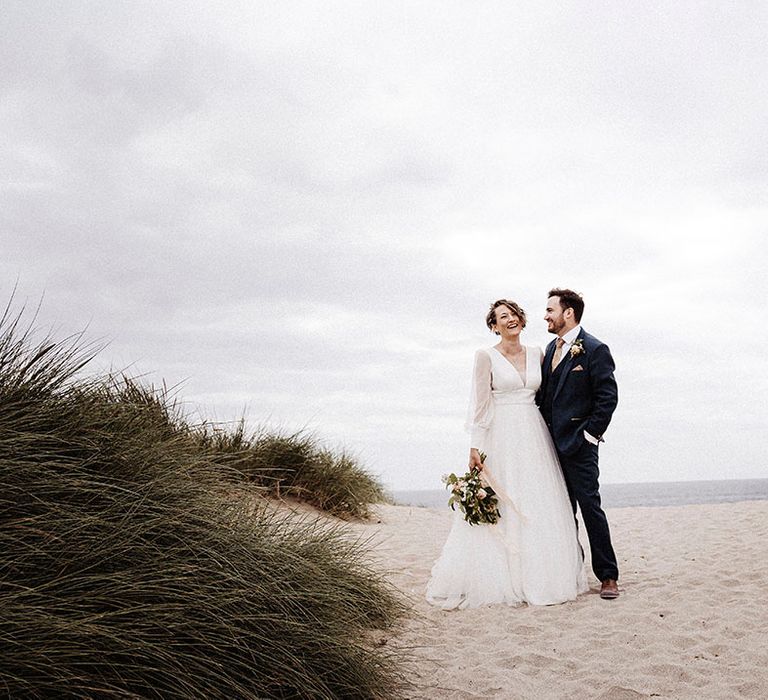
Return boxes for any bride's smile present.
[492,308,523,338]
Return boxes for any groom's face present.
[545,296,567,335]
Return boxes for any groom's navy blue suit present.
[537,328,619,582]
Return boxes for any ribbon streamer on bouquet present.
[479,464,527,524]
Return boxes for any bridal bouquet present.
[442,453,500,526]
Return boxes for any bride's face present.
[493,306,523,338]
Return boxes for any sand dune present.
[349,500,768,699]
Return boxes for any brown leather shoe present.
[600,579,619,599]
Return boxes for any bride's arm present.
[465,349,493,469]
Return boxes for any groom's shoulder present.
[581,328,611,354]
[580,329,609,351]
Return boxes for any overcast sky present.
[2,1,767,490]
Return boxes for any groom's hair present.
[548,288,584,323]
[486,299,527,333]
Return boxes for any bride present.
[426,299,587,609]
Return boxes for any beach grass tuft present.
[195,425,391,519]
[0,303,407,699]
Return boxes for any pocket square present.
[571,364,584,372]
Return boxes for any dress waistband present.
[492,394,536,406]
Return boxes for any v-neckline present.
[492,345,527,386]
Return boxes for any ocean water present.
[393,478,768,509]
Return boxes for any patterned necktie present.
[551,337,565,371]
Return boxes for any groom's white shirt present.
[555,325,599,446]
[555,325,581,365]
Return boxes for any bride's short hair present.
[486,299,527,333]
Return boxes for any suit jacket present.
[537,328,618,456]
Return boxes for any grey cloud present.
[3,1,768,490]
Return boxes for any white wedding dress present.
[426,345,588,609]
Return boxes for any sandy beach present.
[349,500,768,699]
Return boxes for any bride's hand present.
[468,448,484,471]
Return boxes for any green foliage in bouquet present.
[442,453,501,526]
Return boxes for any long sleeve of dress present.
[465,349,494,452]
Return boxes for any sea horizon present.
[393,477,768,509]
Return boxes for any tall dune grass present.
[195,424,390,518]
[0,305,406,699]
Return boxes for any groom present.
[537,288,620,599]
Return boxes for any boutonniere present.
[569,339,585,358]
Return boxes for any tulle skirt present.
[426,403,588,609]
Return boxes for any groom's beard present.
[547,319,565,335]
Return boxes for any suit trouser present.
[558,440,619,582]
